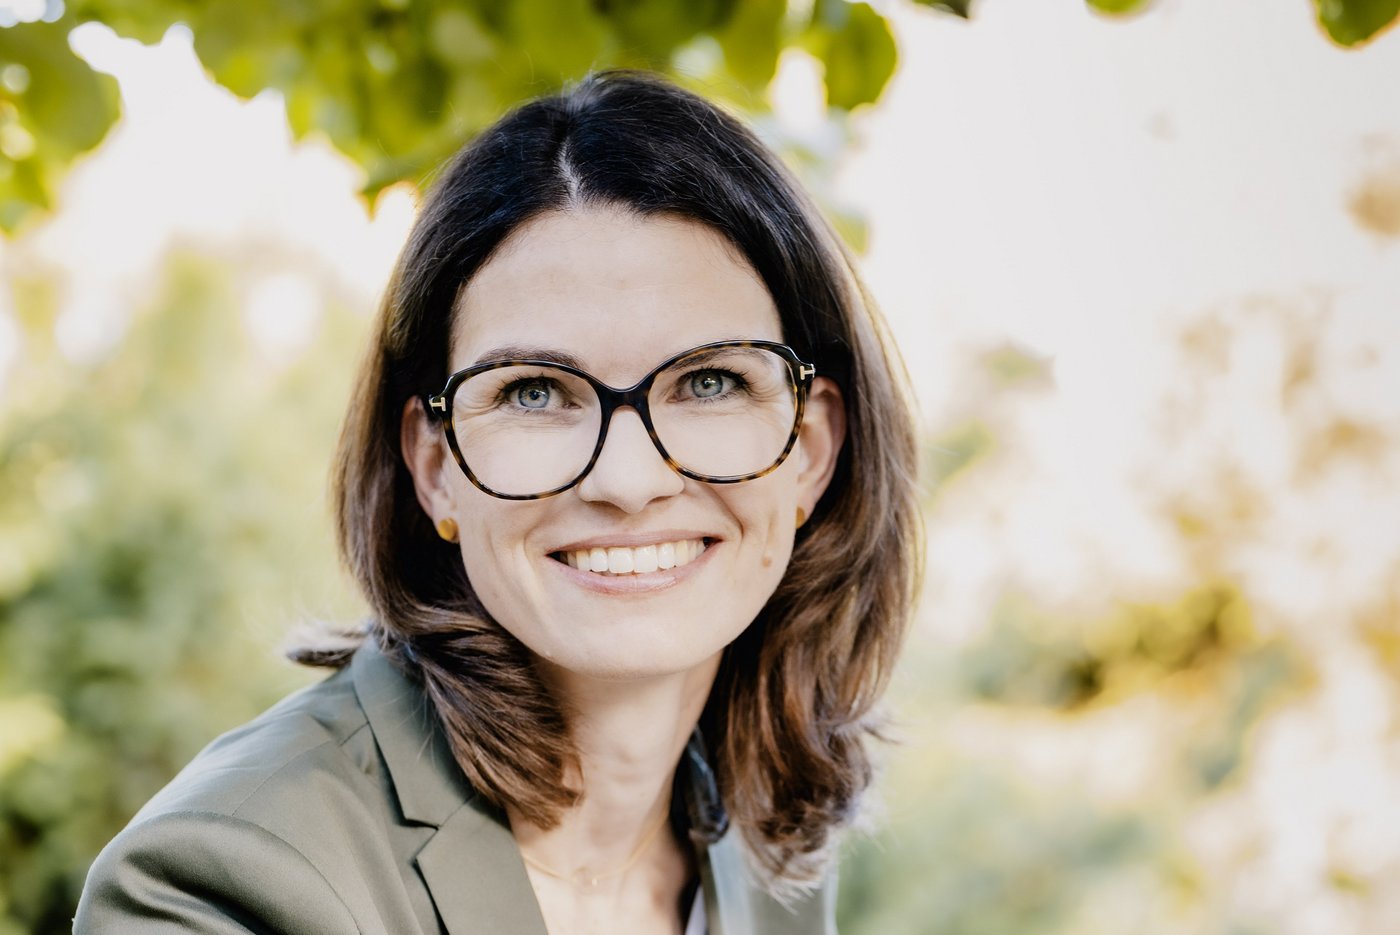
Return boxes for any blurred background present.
[2,0,1398,932]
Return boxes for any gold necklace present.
[519,809,671,888]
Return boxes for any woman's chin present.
[530,635,725,685]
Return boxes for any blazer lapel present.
[679,729,753,935]
[696,832,754,935]
[351,643,548,935]
[416,799,549,935]
[351,644,794,935]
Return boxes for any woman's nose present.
[574,407,685,513]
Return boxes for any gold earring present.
[795,507,807,529]
[435,517,459,543]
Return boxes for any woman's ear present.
[795,376,846,515]
[400,396,458,524]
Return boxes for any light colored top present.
[686,886,708,935]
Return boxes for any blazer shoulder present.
[78,663,436,932]
[75,809,359,934]
[126,665,383,832]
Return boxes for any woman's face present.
[403,207,844,683]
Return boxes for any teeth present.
[606,547,635,574]
[563,539,707,576]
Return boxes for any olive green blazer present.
[75,641,836,933]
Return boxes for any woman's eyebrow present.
[469,340,761,371]
[472,345,586,369]
[680,346,762,367]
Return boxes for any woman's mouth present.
[549,538,711,576]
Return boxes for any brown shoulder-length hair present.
[295,69,921,887]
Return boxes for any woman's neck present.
[507,652,720,932]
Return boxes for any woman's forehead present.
[448,208,782,377]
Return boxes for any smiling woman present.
[75,70,922,935]
[409,211,832,688]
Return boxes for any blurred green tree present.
[0,255,366,933]
[1,0,1395,233]
[4,0,894,233]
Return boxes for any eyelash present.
[676,368,747,401]
[497,376,574,410]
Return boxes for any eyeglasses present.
[425,340,816,500]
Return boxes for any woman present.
[76,70,920,934]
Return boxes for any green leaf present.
[429,7,496,67]
[911,0,977,18]
[1315,0,1400,46]
[596,0,732,67]
[713,0,784,91]
[0,20,117,152]
[192,2,300,90]
[67,0,187,45]
[0,18,120,232]
[501,0,612,84]
[810,1,897,111]
[1086,0,1154,15]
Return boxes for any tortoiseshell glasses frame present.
[424,339,817,501]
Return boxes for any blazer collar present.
[349,639,750,935]
[350,640,550,935]
[416,793,550,935]
[350,639,473,826]
[678,727,749,935]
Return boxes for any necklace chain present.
[519,809,671,888]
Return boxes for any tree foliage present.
[1315,0,1400,46]
[6,0,891,234]
[0,0,1395,234]
[0,254,364,934]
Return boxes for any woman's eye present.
[689,371,732,398]
[513,381,553,409]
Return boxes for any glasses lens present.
[649,346,798,480]
[451,365,601,497]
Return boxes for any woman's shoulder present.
[76,645,456,932]
[128,662,381,827]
